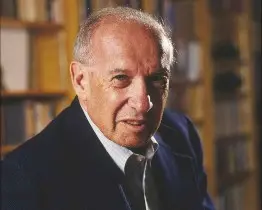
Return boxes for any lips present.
[121,119,147,131]
[124,120,146,126]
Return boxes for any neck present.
[128,145,148,156]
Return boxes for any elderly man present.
[2,7,214,210]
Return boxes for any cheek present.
[103,90,126,118]
[107,91,120,101]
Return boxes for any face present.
[71,20,171,148]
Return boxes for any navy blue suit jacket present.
[1,97,215,210]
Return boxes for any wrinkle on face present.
[92,20,160,69]
[80,18,172,147]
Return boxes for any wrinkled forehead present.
[89,18,173,69]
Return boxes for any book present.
[1,100,58,145]
[1,0,17,18]
[17,0,62,23]
[217,184,244,210]
[17,0,38,22]
[79,0,92,20]
[33,101,56,133]
[50,0,64,23]
[187,40,201,81]
[24,100,35,139]
[162,0,175,32]
[2,101,27,144]
[128,0,142,9]
[0,28,30,91]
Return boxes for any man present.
[1,7,215,210]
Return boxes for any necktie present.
[124,154,146,210]
[124,154,159,210]
[143,159,159,210]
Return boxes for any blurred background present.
[0,0,261,209]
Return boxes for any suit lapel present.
[62,97,131,210]
[152,118,201,210]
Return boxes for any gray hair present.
[73,7,175,68]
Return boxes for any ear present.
[70,61,89,100]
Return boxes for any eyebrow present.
[108,68,170,76]
[151,68,170,76]
[109,68,129,75]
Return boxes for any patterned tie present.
[124,154,159,210]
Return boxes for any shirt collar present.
[80,105,159,173]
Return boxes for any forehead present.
[90,19,161,71]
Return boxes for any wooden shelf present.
[191,115,204,125]
[214,90,248,101]
[210,10,243,18]
[1,144,20,157]
[218,170,252,193]
[170,0,195,2]
[0,18,63,32]
[170,78,203,88]
[1,90,67,101]
[212,57,245,66]
[215,132,250,144]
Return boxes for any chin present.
[118,134,151,148]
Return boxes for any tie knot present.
[123,154,159,210]
[133,154,146,162]
[124,154,146,176]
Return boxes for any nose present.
[128,79,153,113]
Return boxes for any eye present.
[151,74,166,82]
[148,73,169,89]
[113,74,129,81]
[112,74,130,88]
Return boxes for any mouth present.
[121,120,147,132]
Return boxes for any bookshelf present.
[1,90,67,100]
[0,18,63,31]
[1,0,67,158]
[209,0,260,209]
[1,0,259,209]
[1,145,20,157]
[1,93,67,159]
